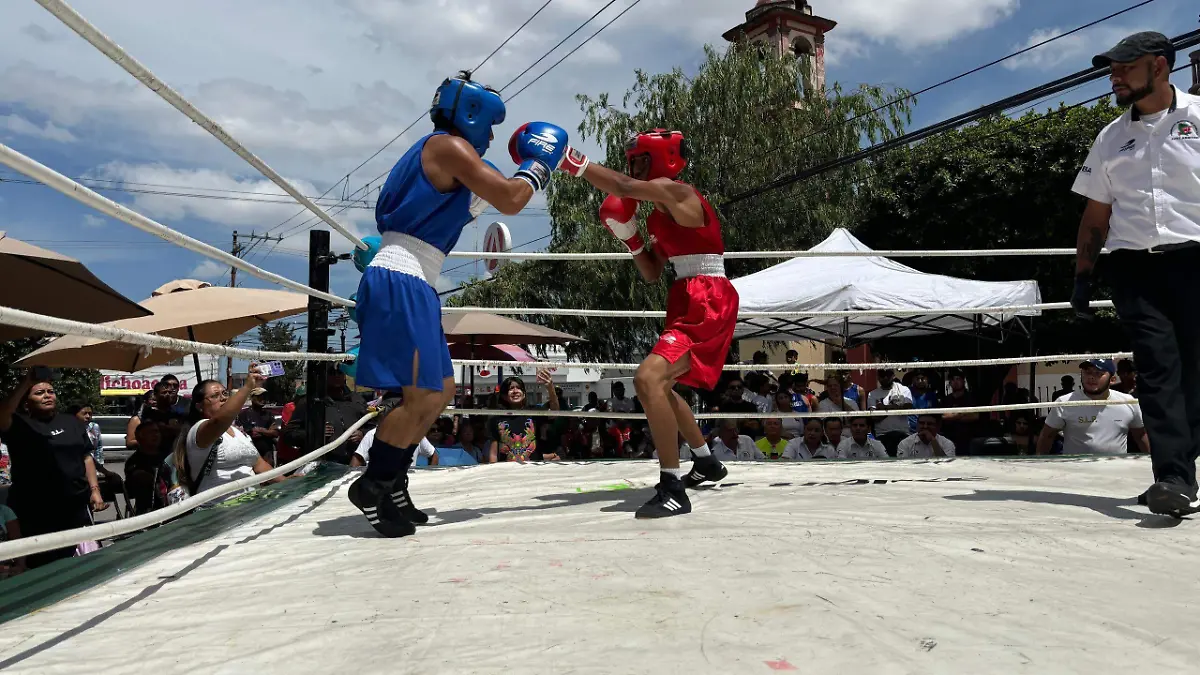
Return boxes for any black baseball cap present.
[1092,31,1175,69]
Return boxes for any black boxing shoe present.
[349,474,416,538]
[1146,481,1200,519]
[635,472,692,519]
[683,454,728,489]
[390,473,429,525]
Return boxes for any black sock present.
[364,438,408,481]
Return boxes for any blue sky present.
[0,0,1195,352]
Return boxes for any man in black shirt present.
[124,420,169,514]
[938,369,980,456]
[237,388,279,460]
[283,367,369,464]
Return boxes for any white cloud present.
[1003,24,1146,72]
[88,162,374,234]
[190,259,225,280]
[0,113,76,142]
[83,214,106,228]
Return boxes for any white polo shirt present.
[896,433,956,459]
[836,437,889,460]
[1072,86,1200,250]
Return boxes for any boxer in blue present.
[350,71,569,537]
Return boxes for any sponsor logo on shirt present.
[1080,166,1092,174]
[1170,120,1199,140]
[1118,139,1137,153]
[50,428,64,436]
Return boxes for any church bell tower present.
[722,0,837,93]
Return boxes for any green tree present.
[453,44,912,362]
[256,322,304,404]
[854,99,1131,399]
[0,338,104,411]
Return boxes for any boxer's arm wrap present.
[514,160,552,193]
[559,146,590,177]
[599,195,644,255]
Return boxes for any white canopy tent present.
[732,229,1042,345]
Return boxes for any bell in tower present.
[722,1,837,93]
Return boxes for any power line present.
[472,0,555,74]
[261,0,641,258]
[497,0,621,92]
[505,0,644,103]
[263,1,559,240]
[723,28,1200,209]
[733,0,1163,172]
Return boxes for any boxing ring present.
[4,458,1200,674]
[1,2,1190,672]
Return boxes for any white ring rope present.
[451,352,1135,373]
[0,306,351,362]
[451,248,1108,261]
[443,301,1113,319]
[0,143,355,308]
[0,410,379,561]
[452,400,1137,420]
[35,0,367,251]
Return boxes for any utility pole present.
[305,231,350,455]
[226,230,283,389]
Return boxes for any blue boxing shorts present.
[354,249,452,393]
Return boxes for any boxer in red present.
[545,129,739,518]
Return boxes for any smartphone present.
[257,361,286,378]
[30,366,53,382]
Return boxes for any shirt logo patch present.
[1118,139,1137,153]
[1080,166,1092,174]
[1170,120,1199,140]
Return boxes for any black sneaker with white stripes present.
[1146,481,1200,518]
[683,455,728,489]
[349,475,416,538]
[390,473,429,524]
[635,472,692,519]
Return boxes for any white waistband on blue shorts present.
[670,254,726,279]
[369,232,447,286]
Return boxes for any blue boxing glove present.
[508,122,569,192]
[353,236,382,273]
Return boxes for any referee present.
[1071,32,1200,517]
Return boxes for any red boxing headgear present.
[625,129,688,180]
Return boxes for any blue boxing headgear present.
[431,71,505,157]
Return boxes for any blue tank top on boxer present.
[375,132,473,254]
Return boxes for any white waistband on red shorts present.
[670,254,726,279]
[370,232,446,286]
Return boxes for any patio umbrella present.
[18,283,309,379]
[0,231,151,340]
[442,312,580,400]
[446,343,535,362]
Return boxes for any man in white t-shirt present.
[710,420,764,461]
[1037,360,1148,456]
[836,417,889,459]
[896,413,956,459]
[353,428,439,467]
[783,417,837,460]
[607,382,635,414]
[866,368,914,455]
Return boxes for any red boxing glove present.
[598,195,644,255]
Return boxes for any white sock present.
[690,443,712,458]
[663,467,685,478]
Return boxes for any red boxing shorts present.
[651,275,739,390]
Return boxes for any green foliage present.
[256,322,304,403]
[855,98,1130,362]
[0,338,103,411]
[454,44,913,361]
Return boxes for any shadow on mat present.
[313,487,652,538]
[944,490,1182,528]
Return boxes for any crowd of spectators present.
[0,348,1146,575]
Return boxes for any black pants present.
[1109,247,1200,488]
